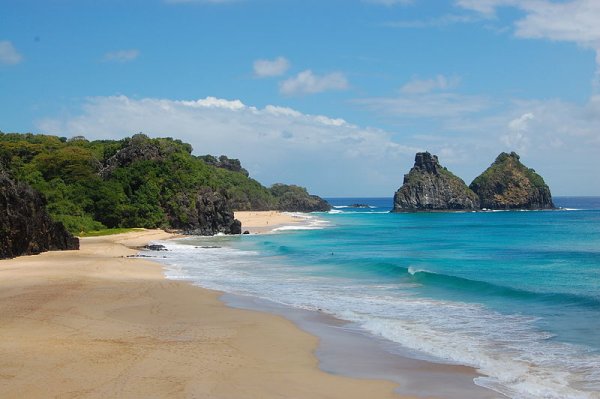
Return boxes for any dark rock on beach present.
[470,152,554,210]
[393,152,480,212]
[143,244,168,251]
[0,168,79,259]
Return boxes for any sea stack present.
[393,152,480,212]
[470,152,554,210]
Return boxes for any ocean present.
[153,197,600,399]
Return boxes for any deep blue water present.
[158,197,600,399]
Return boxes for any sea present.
[150,197,600,399]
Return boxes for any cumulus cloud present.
[0,40,23,65]
[401,75,461,94]
[36,96,419,196]
[103,49,140,63]
[501,112,534,153]
[253,56,290,78]
[280,70,349,95]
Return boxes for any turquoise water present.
[157,197,600,399]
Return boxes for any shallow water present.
[153,197,600,399]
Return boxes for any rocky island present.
[470,152,554,210]
[393,152,480,211]
[393,151,554,212]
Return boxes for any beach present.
[0,228,404,399]
[235,211,306,233]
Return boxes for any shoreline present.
[153,219,501,399]
[235,210,318,233]
[0,229,404,399]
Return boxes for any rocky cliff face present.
[470,152,554,210]
[393,152,480,211]
[1,169,79,259]
[167,187,241,235]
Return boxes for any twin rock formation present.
[393,152,554,212]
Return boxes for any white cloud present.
[401,75,461,94]
[280,70,349,95]
[0,40,23,65]
[457,0,600,88]
[501,112,534,153]
[36,96,419,196]
[355,92,490,118]
[103,49,140,63]
[253,56,290,78]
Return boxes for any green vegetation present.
[78,228,143,237]
[470,152,553,209]
[0,132,328,234]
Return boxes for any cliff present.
[470,152,554,210]
[393,152,480,212]
[167,187,241,235]
[0,168,79,259]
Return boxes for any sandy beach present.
[0,229,405,399]
[235,211,307,234]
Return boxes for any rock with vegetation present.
[470,152,554,210]
[0,167,79,259]
[270,184,331,212]
[197,154,249,177]
[0,132,328,236]
[393,152,480,211]
[167,187,241,235]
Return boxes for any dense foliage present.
[0,132,329,233]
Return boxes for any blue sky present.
[1,0,599,196]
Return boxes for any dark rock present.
[470,152,554,210]
[144,244,168,251]
[167,187,241,236]
[270,183,331,212]
[243,230,250,235]
[0,168,79,259]
[393,152,480,212]
[348,204,370,208]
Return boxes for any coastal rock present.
[0,168,79,259]
[270,183,331,212]
[393,152,480,212]
[167,187,242,235]
[470,152,554,210]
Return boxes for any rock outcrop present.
[167,187,241,235]
[393,152,480,212]
[470,152,554,210]
[269,184,331,212]
[0,168,79,259]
